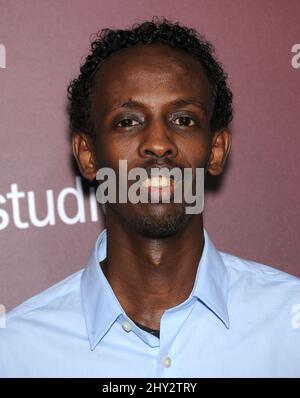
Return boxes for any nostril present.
[143,148,175,158]
[144,149,155,156]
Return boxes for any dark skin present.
[72,44,231,330]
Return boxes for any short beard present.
[130,205,189,239]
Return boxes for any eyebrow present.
[169,98,207,113]
[105,97,207,115]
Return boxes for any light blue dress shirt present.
[0,228,300,377]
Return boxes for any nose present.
[138,122,178,159]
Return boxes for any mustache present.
[139,159,185,178]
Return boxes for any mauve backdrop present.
[0,0,299,311]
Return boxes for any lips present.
[139,176,177,203]
[142,176,174,188]
[125,162,185,203]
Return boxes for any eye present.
[173,116,196,127]
[116,118,140,128]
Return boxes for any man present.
[0,18,299,378]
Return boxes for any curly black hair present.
[67,17,233,137]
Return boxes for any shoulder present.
[220,251,300,305]
[220,250,300,284]
[0,269,85,377]
[3,269,83,325]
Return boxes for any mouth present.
[140,176,179,202]
[142,176,174,188]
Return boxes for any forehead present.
[92,43,212,112]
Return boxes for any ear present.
[207,129,231,176]
[72,132,97,181]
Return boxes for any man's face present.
[75,43,230,238]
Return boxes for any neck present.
[101,210,204,330]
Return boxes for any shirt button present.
[122,321,132,332]
[162,356,171,368]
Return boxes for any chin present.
[129,203,189,239]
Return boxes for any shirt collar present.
[81,229,124,350]
[81,228,230,350]
[191,229,230,329]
